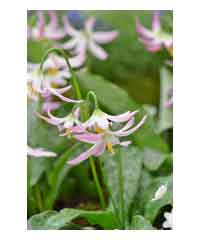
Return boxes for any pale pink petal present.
[48,10,58,29]
[36,11,45,38]
[35,112,62,125]
[46,29,66,40]
[93,31,119,44]
[163,38,173,48]
[47,109,67,122]
[61,38,78,50]
[107,110,138,122]
[68,142,102,165]
[135,17,154,39]
[85,17,96,32]
[146,44,161,52]
[89,41,108,60]
[62,16,80,36]
[152,11,161,32]
[27,146,57,158]
[42,101,60,112]
[93,142,106,156]
[116,115,147,137]
[111,118,135,135]
[74,133,102,144]
[48,87,82,103]
[71,125,86,134]
[68,49,86,68]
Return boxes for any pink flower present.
[136,11,172,52]
[68,112,147,165]
[61,16,118,61]
[27,54,82,112]
[35,107,84,135]
[27,146,57,158]
[28,11,66,41]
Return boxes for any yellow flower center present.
[106,143,115,155]
[47,68,59,76]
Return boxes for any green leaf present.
[143,147,167,171]
[28,208,117,230]
[100,146,143,220]
[77,70,169,152]
[129,215,155,230]
[144,175,173,222]
[157,67,173,133]
[27,101,68,186]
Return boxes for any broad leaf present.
[100,146,143,220]
[129,215,155,230]
[28,208,117,230]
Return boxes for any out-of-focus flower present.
[61,16,118,61]
[27,54,83,112]
[152,184,167,201]
[27,145,57,158]
[165,88,173,108]
[36,107,84,134]
[136,11,172,52]
[68,113,147,165]
[28,10,66,41]
[163,210,173,229]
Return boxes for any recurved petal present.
[89,41,108,60]
[27,146,57,158]
[107,110,138,123]
[152,11,161,32]
[74,132,102,144]
[63,16,80,36]
[135,17,154,38]
[85,17,96,32]
[68,142,102,165]
[93,31,118,44]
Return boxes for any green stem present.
[99,159,121,227]
[40,48,106,209]
[89,157,106,209]
[35,184,43,212]
[118,147,125,229]
[86,91,99,109]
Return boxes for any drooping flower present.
[151,184,167,201]
[27,54,83,112]
[136,11,172,52]
[36,107,84,134]
[61,16,118,61]
[67,113,147,165]
[28,10,66,41]
[163,210,173,229]
[27,145,57,158]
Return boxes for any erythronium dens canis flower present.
[136,11,172,53]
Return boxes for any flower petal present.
[152,11,161,32]
[93,31,119,44]
[27,146,57,158]
[68,142,102,165]
[135,17,154,39]
[116,115,147,137]
[107,110,138,123]
[74,133,102,144]
[63,16,80,36]
[85,17,96,32]
[35,112,62,125]
[88,41,108,60]
[42,101,60,113]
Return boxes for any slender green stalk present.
[39,48,106,209]
[98,159,121,227]
[118,147,125,229]
[89,157,106,209]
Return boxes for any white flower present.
[163,210,173,229]
[152,184,167,201]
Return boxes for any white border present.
[1,0,200,239]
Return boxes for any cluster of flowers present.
[28,11,119,113]
[27,12,147,164]
[136,11,173,108]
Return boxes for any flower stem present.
[89,157,106,209]
[40,48,106,209]
[118,147,125,229]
